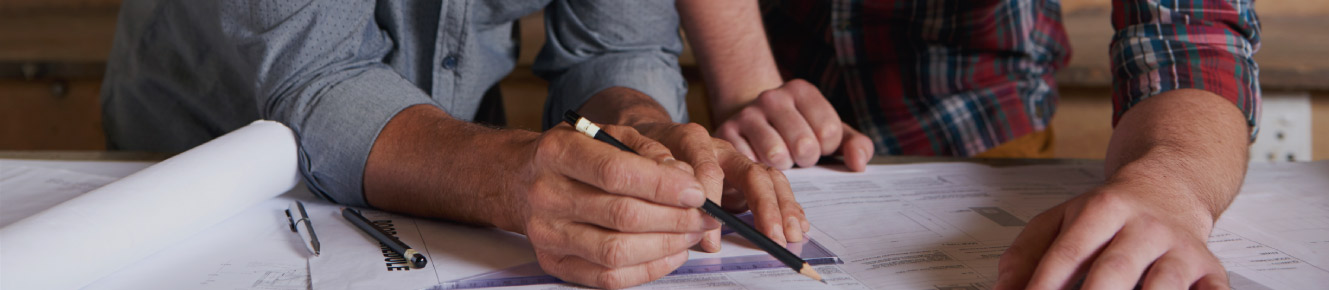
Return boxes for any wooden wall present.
[2,0,1325,160]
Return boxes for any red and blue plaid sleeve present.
[1109,0,1261,138]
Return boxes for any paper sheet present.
[0,120,301,290]
[86,191,316,290]
[0,159,154,178]
[0,164,118,227]
[5,143,1326,290]
[779,162,1329,289]
[307,205,838,290]
[484,264,862,290]
[307,204,537,290]
[304,161,1329,290]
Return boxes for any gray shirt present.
[101,0,688,206]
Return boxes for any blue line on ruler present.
[427,213,843,290]
[431,249,841,289]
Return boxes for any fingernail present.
[801,219,811,232]
[681,186,705,207]
[769,224,787,247]
[767,148,785,162]
[798,138,818,155]
[785,217,804,242]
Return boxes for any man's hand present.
[995,181,1228,289]
[994,89,1249,290]
[517,124,721,289]
[634,121,811,253]
[578,87,811,255]
[363,105,721,289]
[677,0,872,171]
[713,80,874,171]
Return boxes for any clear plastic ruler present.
[427,213,843,290]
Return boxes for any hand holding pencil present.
[497,117,719,289]
[565,111,824,283]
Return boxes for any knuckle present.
[679,123,708,137]
[767,167,789,183]
[1088,191,1129,211]
[780,198,804,213]
[599,237,632,267]
[818,123,843,141]
[755,91,783,106]
[621,125,643,136]
[745,165,770,185]
[1150,263,1187,285]
[1137,217,1168,234]
[534,133,566,163]
[757,93,793,110]
[595,270,630,289]
[711,137,736,151]
[596,158,631,193]
[528,181,560,210]
[764,166,793,186]
[1094,253,1135,274]
[639,142,671,157]
[716,122,741,135]
[672,212,692,231]
[737,106,766,123]
[601,124,637,137]
[533,252,566,276]
[606,198,644,230]
[1047,244,1086,265]
[696,162,724,184]
[525,223,558,249]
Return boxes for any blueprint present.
[307,161,1329,289]
[779,162,1329,290]
[5,154,1327,289]
[307,204,842,290]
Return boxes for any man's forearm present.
[366,88,681,231]
[363,104,536,232]
[677,0,783,121]
[1104,89,1250,222]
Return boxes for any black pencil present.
[342,207,428,268]
[562,111,824,283]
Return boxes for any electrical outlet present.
[1250,92,1312,162]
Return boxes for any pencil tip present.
[799,263,824,283]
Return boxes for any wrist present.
[1104,89,1247,225]
[364,105,540,231]
[1101,158,1221,233]
[577,87,674,128]
[708,91,759,123]
[483,130,541,235]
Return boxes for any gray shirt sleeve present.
[218,0,436,206]
[533,0,689,129]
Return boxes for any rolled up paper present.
[1,120,301,289]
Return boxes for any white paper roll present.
[0,120,301,290]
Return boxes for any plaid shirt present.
[762,0,1260,156]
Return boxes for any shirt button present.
[441,55,459,69]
